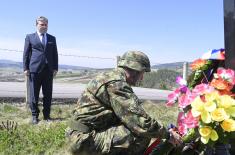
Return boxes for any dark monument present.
[224,0,235,70]
[222,1,235,154]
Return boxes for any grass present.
[0,123,66,155]
[143,100,178,126]
[0,101,178,155]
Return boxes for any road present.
[0,82,172,100]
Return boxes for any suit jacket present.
[23,32,58,73]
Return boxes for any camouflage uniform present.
[66,51,172,155]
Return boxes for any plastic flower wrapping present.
[166,50,235,148]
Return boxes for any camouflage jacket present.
[70,67,169,139]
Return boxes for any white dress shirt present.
[37,31,47,45]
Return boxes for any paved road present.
[0,82,172,100]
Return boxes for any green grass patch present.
[0,101,178,154]
[2,104,19,113]
[0,122,66,155]
[143,101,178,126]
[0,104,30,122]
[55,73,82,79]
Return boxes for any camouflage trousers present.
[66,125,151,155]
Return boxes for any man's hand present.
[24,70,30,76]
[53,70,57,78]
[168,129,183,147]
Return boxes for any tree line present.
[139,69,181,90]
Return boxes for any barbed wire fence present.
[0,47,188,78]
[0,48,161,66]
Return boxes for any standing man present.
[23,16,58,124]
[66,51,181,155]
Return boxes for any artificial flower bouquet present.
[166,57,235,149]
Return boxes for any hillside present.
[0,59,185,71]
[152,62,185,70]
[0,59,112,83]
[0,59,92,70]
[0,59,185,90]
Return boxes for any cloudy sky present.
[0,0,224,68]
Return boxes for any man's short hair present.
[36,16,48,25]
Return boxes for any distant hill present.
[0,59,189,71]
[0,60,22,69]
[152,62,186,70]
[59,64,92,70]
[0,59,92,70]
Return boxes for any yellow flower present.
[201,111,212,123]
[211,108,229,122]
[191,96,212,123]
[205,91,220,103]
[204,100,216,112]
[199,126,218,144]
[216,95,235,117]
[225,107,235,117]
[199,126,211,137]
[191,96,205,117]
[217,95,235,108]
[221,119,235,132]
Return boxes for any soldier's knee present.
[65,128,97,155]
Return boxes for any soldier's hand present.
[53,70,57,78]
[24,70,30,76]
[168,129,183,147]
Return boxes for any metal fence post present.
[116,56,121,68]
[183,62,188,81]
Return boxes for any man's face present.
[126,70,144,86]
[36,21,48,34]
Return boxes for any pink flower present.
[177,112,187,135]
[192,83,214,95]
[183,110,199,128]
[180,86,189,94]
[166,88,180,106]
[176,76,187,86]
[177,111,199,136]
[167,85,192,107]
[178,124,187,136]
[178,90,196,108]
[217,68,235,84]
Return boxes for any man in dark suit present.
[23,16,58,124]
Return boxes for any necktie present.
[41,33,48,64]
[41,33,45,47]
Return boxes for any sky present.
[0,0,224,68]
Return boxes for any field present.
[0,68,24,82]
[0,100,178,155]
[0,68,103,84]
